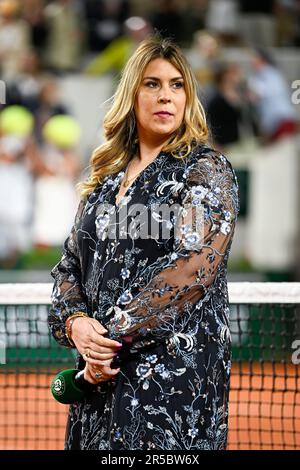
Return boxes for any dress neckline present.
[114,150,165,208]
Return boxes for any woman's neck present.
[136,137,169,165]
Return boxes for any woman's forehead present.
[142,58,182,78]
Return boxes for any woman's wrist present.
[65,312,89,346]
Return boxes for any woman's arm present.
[48,197,89,347]
[105,150,239,348]
[48,195,123,381]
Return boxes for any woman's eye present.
[145,81,158,88]
[144,81,184,89]
[172,82,184,89]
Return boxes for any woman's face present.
[134,58,186,144]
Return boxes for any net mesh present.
[0,283,299,450]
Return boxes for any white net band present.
[0,282,300,305]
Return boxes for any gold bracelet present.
[65,312,89,346]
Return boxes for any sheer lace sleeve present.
[48,197,88,347]
[106,150,239,349]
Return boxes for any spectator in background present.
[43,0,85,73]
[83,0,130,52]
[206,63,245,150]
[238,0,276,47]
[5,50,45,112]
[206,62,255,221]
[179,0,208,47]
[294,0,300,46]
[22,0,48,52]
[85,16,152,77]
[33,115,81,248]
[150,0,183,44]
[33,77,69,143]
[248,47,298,143]
[205,0,240,45]
[246,46,299,274]
[0,106,38,267]
[190,30,224,104]
[0,0,31,81]
[276,0,300,46]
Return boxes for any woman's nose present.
[157,95,171,103]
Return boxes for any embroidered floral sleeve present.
[48,197,88,347]
[106,151,239,348]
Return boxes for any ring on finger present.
[84,348,91,359]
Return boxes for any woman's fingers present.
[71,316,123,361]
[84,355,120,368]
[84,362,120,384]
[85,320,121,349]
[100,365,120,376]
[82,338,122,355]
[84,357,113,367]
[80,342,122,365]
[89,340,122,354]
[86,350,117,361]
[91,335,122,350]
[89,318,107,335]
[83,366,98,384]
[84,364,110,384]
[70,317,116,350]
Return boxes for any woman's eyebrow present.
[143,76,184,81]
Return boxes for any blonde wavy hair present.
[80,35,209,197]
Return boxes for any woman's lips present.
[154,112,173,118]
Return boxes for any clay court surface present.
[0,362,299,450]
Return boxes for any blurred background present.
[0,0,299,284]
[0,0,300,451]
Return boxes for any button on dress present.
[48,142,239,450]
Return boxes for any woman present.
[48,36,239,450]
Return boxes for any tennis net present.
[0,282,299,450]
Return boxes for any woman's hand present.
[70,316,123,367]
[83,359,120,385]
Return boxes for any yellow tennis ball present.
[0,105,34,136]
[42,115,81,149]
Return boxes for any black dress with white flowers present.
[48,142,239,450]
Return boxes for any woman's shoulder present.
[185,142,239,197]
[187,142,235,174]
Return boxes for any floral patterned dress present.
[48,142,239,450]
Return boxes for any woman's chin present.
[150,126,177,137]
